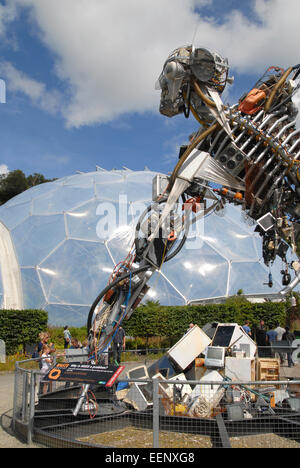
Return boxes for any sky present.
[0,0,300,180]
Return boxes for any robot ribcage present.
[200,109,300,221]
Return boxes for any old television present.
[256,212,275,232]
[126,365,149,384]
[124,383,152,411]
[139,372,169,401]
[204,346,225,369]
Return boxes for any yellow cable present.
[264,67,293,113]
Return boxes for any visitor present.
[283,327,295,367]
[70,338,81,349]
[266,327,278,358]
[274,323,286,364]
[45,332,55,353]
[256,320,268,357]
[242,320,251,336]
[34,332,55,365]
[266,327,277,343]
[63,326,72,349]
[37,332,46,353]
[81,339,89,352]
[39,344,53,394]
[112,326,126,365]
[31,331,47,360]
[81,339,90,358]
[185,323,195,334]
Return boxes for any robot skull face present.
[156,46,230,117]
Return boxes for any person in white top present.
[274,323,286,364]
[40,344,53,394]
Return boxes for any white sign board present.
[0,339,5,363]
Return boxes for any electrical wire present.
[89,271,133,362]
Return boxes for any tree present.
[27,172,55,187]
[0,170,56,205]
[0,170,28,205]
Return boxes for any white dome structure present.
[0,168,295,326]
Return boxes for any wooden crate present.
[256,358,280,382]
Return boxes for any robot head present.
[156,46,230,118]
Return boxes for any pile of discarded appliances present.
[118,324,299,420]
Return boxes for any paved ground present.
[0,372,40,448]
[0,360,150,448]
[0,361,299,448]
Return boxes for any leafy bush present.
[123,300,287,346]
[0,309,48,355]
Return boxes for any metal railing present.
[11,354,300,448]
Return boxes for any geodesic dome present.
[0,168,296,326]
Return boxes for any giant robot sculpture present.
[87,46,300,359]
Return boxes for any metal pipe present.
[247,140,264,158]
[259,113,276,129]
[152,379,160,448]
[169,122,220,187]
[280,271,300,296]
[264,168,288,202]
[73,384,90,416]
[239,113,274,152]
[288,137,300,155]
[266,115,289,135]
[249,161,282,215]
[240,134,256,152]
[247,146,269,175]
[209,128,226,153]
[193,79,217,108]
[265,67,293,113]
[283,129,300,148]
[275,120,296,140]
[214,123,240,157]
[252,109,265,123]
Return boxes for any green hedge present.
[123,301,287,346]
[0,301,288,355]
[0,309,48,355]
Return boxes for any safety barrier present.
[11,356,300,449]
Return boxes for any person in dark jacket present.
[256,320,268,357]
[283,327,295,367]
[112,327,126,365]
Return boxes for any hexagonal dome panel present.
[0,169,296,326]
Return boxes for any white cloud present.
[190,0,300,73]
[3,0,300,127]
[0,61,63,114]
[12,0,202,127]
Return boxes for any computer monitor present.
[256,212,275,232]
[126,365,149,383]
[204,346,225,369]
[212,325,235,347]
